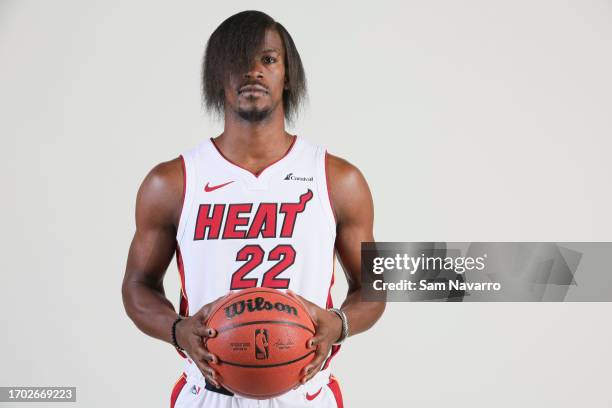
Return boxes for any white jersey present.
[173,136,341,390]
[175,135,336,313]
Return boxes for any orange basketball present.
[205,287,316,399]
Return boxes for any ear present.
[284,76,290,90]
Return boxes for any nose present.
[244,59,264,80]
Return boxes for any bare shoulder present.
[135,157,184,230]
[326,153,364,185]
[325,152,374,226]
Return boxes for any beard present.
[236,106,272,122]
[234,93,279,122]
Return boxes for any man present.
[122,10,385,408]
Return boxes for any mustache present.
[238,81,269,93]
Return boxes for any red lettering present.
[194,204,225,240]
[193,190,313,240]
[279,189,313,237]
[222,203,253,239]
[247,203,278,238]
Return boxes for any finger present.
[202,366,220,381]
[286,289,299,300]
[303,354,325,377]
[196,347,219,364]
[202,371,220,388]
[194,360,213,380]
[287,292,318,321]
[288,291,312,307]
[203,351,219,365]
[307,334,325,349]
[301,360,323,383]
[302,356,324,383]
[301,345,329,381]
[207,369,223,388]
[199,295,228,321]
[193,325,217,338]
[195,360,222,386]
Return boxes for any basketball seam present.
[216,319,315,335]
[218,350,315,369]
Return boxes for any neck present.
[216,105,293,167]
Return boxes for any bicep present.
[124,161,183,289]
[329,156,374,291]
[125,224,176,290]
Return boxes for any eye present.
[262,55,277,64]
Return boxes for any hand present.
[175,295,227,387]
[286,290,343,384]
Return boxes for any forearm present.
[122,280,179,345]
[339,287,385,338]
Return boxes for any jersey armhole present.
[324,150,338,225]
[175,153,195,244]
[316,147,337,237]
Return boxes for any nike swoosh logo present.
[204,181,234,192]
[306,387,322,401]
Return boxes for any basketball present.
[205,287,316,399]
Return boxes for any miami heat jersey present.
[175,134,337,323]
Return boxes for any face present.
[224,28,288,122]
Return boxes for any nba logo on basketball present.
[255,329,269,360]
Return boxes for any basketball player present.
[122,10,385,408]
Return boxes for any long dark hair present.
[202,10,307,123]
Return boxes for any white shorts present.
[170,367,343,408]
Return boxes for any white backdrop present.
[1,1,611,407]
